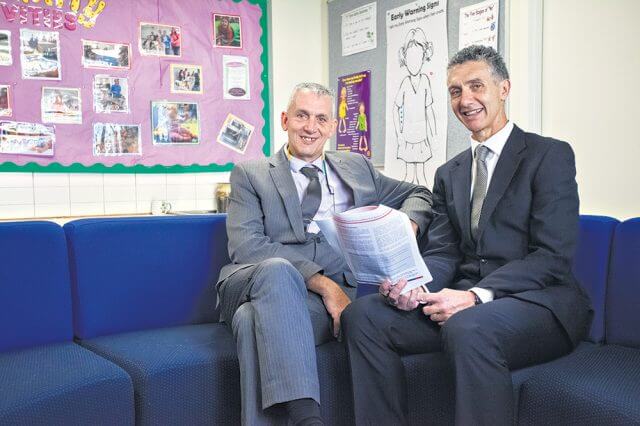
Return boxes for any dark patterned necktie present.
[300,166,322,230]
[470,145,490,240]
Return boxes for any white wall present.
[541,0,640,220]
[270,0,329,153]
[0,0,329,220]
[509,0,640,220]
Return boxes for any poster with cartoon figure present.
[336,70,371,158]
[385,0,448,187]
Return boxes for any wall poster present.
[384,0,448,188]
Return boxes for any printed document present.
[316,205,432,294]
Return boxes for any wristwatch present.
[470,291,482,305]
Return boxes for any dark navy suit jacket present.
[422,125,592,346]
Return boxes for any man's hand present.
[379,279,427,311]
[420,289,476,325]
[307,274,351,338]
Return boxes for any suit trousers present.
[219,258,354,425]
[341,294,572,426]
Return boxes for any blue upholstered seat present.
[0,342,134,425]
[0,221,134,425]
[64,215,235,425]
[518,218,640,424]
[81,324,240,425]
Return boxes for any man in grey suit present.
[342,46,593,425]
[216,82,433,425]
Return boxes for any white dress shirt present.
[287,147,354,234]
[468,121,514,303]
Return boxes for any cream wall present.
[509,0,639,220]
[270,0,329,153]
[0,0,329,220]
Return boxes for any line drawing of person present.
[338,86,348,133]
[393,28,437,186]
[357,101,368,153]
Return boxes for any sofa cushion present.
[606,218,640,348]
[79,323,240,426]
[0,221,73,352]
[316,341,355,426]
[518,344,640,425]
[0,341,134,425]
[64,215,229,339]
[572,215,618,343]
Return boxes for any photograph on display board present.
[170,64,202,94]
[93,123,141,156]
[19,29,61,80]
[0,121,55,156]
[139,23,181,57]
[93,75,129,113]
[82,40,131,69]
[223,55,250,100]
[0,85,11,117]
[0,30,11,66]
[213,14,242,48]
[41,87,82,124]
[216,113,254,154]
[151,101,199,144]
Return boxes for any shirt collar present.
[470,121,514,158]
[286,144,324,173]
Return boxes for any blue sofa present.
[1,215,638,425]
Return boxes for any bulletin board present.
[328,0,505,167]
[0,0,270,173]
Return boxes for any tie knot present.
[475,145,490,162]
[300,166,319,180]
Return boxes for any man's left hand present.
[419,289,476,325]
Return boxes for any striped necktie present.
[470,145,490,240]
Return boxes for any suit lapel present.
[269,148,306,241]
[325,152,361,206]
[450,150,473,243]
[477,125,526,241]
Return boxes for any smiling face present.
[281,90,337,162]
[447,60,510,141]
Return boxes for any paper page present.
[328,205,432,294]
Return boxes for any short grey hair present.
[287,82,335,112]
[448,45,510,81]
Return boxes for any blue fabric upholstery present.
[64,215,229,339]
[316,341,354,426]
[572,215,618,343]
[518,344,640,425]
[0,222,73,352]
[80,323,239,426]
[606,218,640,348]
[0,341,134,425]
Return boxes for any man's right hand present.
[379,279,426,311]
[307,274,351,338]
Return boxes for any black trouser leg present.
[441,297,572,426]
[341,294,441,426]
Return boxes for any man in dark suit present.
[217,83,432,425]
[341,45,592,425]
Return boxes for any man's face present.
[447,60,510,141]
[281,90,337,162]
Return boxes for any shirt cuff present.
[470,287,494,303]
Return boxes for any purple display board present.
[336,70,370,158]
[0,0,269,173]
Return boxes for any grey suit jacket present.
[217,147,433,286]
[421,125,592,346]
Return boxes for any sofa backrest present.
[0,221,73,352]
[64,215,230,339]
[605,217,640,348]
[571,215,619,343]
